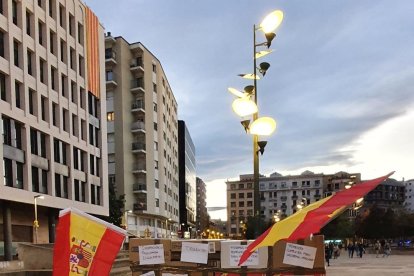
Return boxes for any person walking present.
[325,245,331,266]
[374,240,381,258]
[357,243,364,258]
[347,243,355,258]
[383,241,391,257]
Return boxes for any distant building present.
[196,177,209,234]
[178,120,196,235]
[226,171,361,238]
[365,178,405,210]
[104,34,179,237]
[404,179,414,213]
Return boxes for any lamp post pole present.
[252,24,261,236]
[33,195,44,244]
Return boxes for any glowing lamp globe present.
[249,117,276,136]
[260,10,284,33]
[232,98,258,117]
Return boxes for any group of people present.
[346,242,365,258]
[374,240,392,257]
[325,240,393,266]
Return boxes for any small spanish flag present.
[238,172,393,265]
[53,208,127,275]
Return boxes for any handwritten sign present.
[139,244,165,265]
[229,245,259,266]
[141,272,156,276]
[282,243,317,269]
[180,242,209,264]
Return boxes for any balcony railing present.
[132,163,146,172]
[291,195,298,200]
[280,196,287,201]
[131,79,145,91]
[132,142,146,151]
[105,51,116,60]
[131,121,145,132]
[131,100,145,110]
[133,203,147,211]
[133,183,147,192]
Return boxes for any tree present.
[245,215,271,239]
[321,212,355,239]
[103,181,125,227]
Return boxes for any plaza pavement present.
[325,253,414,275]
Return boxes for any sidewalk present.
[326,253,414,275]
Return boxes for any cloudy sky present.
[86,0,414,219]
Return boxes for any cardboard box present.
[272,235,325,270]
[129,238,172,264]
[220,240,268,269]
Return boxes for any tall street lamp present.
[228,10,284,238]
[33,195,44,244]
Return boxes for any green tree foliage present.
[104,181,125,227]
[245,215,271,239]
[321,212,355,239]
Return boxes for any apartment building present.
[0,0,107,259]
[404,179,414,213]
[104,34,179,238]
[196,177,209,234]
[226,171,361,238]
[365,178,405,210]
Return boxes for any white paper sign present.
[282,243,317,269]
[141,272,156,276]
[139,244,165,265]
[180,242,209,264]
[229,245,259,266]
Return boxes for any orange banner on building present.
[53,208,126,275]
[85,7,100,98]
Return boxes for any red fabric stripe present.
[88,228,125,275]
[52,212,71,276]
[287,173,392,240]
[238,227,272,266]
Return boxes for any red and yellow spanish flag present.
[239,172,393,265]
[53,208,127,275]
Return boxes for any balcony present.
[132,142,146,153]
[131,79,145,94]
[133,183,147,193]
[131,100,145,113]
[280,196,287,201]
[131,121,145,133]
[132,163,146,174]
[130,58,144,74]
[314,194,321,199]
[133,203,147,212]
[291,195,298,200]
[106,74,117,89]
[105,51,117,66]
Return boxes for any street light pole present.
[33,195,44,244]
[253,24,260,221]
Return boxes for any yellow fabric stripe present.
[251,196,332,252]
[69,212,106,275]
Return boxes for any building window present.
[69,13,75,37]
[78,22,84,45]
[13,40,20,67]
[154,122,158,131]
[50,30,56,55]
[38,20,45,46]
[0,72,5,101]
[48,0,55,18]
[0,31,4,58]
[29,89,36,115]
[107,112,114,121]
[152,64,156,73]
[27,49,34,76]
[15,81,21,108]
[51,66,57,90]
[70,47,75,70]
[153,83,157,93]
[12,0,18,25]
[32,166,39,192]
[60,39,66,63]
[39,58,46,83]
[26,10,32,36]
[59,4,65,28]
